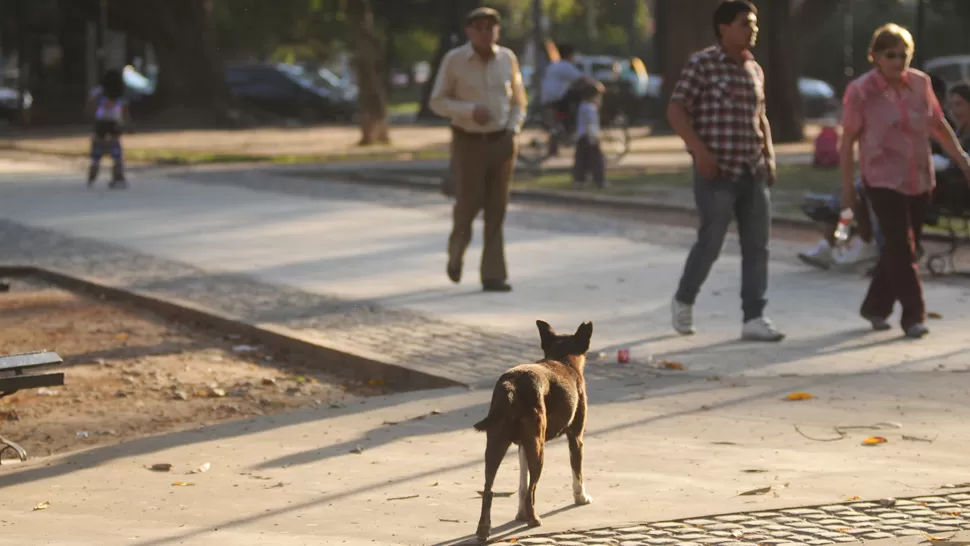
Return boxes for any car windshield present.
[277,64,325,90]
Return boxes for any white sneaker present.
[832,239,879,270]
[741,317,785,342]
[797,239,835,270]
[671,298,695,335]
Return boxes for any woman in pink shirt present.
[840,23,970,338]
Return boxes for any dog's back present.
[473,360,583,442]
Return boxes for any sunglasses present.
[882,51,909,61]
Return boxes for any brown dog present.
[473,320,594,542]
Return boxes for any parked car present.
[924,55,970,88]
[225,63,356,122]
[0,86,31,123]
[638,75,840,122]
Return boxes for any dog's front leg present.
[515,445,529,522]
[567,432,593,505]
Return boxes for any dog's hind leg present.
[520,410,546,528]
[567,431,593,505]
[476,431,512,542]
[515,446,529,522]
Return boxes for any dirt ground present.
[0,277,391,461]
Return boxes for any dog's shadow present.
[430,504,582,546]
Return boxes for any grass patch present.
[513,164,841,197]
[1,143,449,166]
[389,102,419,116]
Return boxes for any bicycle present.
[516,100,631,174]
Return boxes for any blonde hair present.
[867,23,915,63]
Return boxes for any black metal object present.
[0,350,65,464]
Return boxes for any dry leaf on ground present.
[32,501,50,511]
[928,312,944,320]
[847,496,862,500]
[739,486,773,496]
[862,436,888,445]
[785,392,815,401]
[171,481,195,486]
[149,463,173,472]
[661,361,684,370]
[921,530,958,542]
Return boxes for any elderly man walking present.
[430,6,527,292]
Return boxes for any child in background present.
[85,68,131,189]
[572,83,607,188]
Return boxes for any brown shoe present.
[482,280,512,293]
[447,263,461,284]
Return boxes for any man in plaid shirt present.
[668,0,784,342]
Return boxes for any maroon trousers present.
[860,187,931,330]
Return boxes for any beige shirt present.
[429,42,528,134]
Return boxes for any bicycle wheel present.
[599,112,630,164]
[516,110,552,171]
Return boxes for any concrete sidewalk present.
[1,158,969,545]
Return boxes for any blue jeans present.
[675,169,771,322]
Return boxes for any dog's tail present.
[473,379,515,432]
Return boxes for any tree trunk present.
[657,0,721,130]
[756,0,804,142]
[792,0,844,56]
[418,0,480,120]
[348,0,390,145]
[104,0,237,126]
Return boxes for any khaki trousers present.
[447,127,517,283]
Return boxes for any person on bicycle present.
[85,68,131,189]
[540,44,603,152]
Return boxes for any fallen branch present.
[794,424,847,442]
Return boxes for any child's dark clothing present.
[88,88,128,187]
[573,100,606,187]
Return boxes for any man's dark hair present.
[101,68,124,100]
[558,43,576,59]
[712,0,757,40]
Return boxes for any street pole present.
[842,0,854,90]
[913,0,926,69]
[97,0,107,75]
[531,0,544,94]
[16,0,27,126]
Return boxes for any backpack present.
[813,126,839,168]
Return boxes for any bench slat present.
[0,372,65,393]
[0,351,63,371]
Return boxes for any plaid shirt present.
[670,46,771,181]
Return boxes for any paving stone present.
[782,509,826,517]
[684,519,720,527]
[819,506,853,513]
[750,512,785,518]
[695,538,733,545]
[645,530,671,537]
[864,532,899,539]
[949,494,970,501]
[774,518,805,524]
[815,519,847,526]
[619,542,647,546]
[830,536,860,543]
[616,534,651,541]
[518,538,558,544]
[653,523,689,529]
[645,538,679,545]
[841,515,878,523]
[925,526,961,533]
[704,523,744,531]
[616,526,652,533]
[913,497,950,503]
[580,539,619,545]
[551,535,589,541]
[806,540,834,545]
[671,534,710,540]
[714,515,755,523]
[588,530,620,537]
[554,541,588,546]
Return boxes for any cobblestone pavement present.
[510,492,970,545]
[0,218,540,387]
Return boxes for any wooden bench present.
[0,351,65,463]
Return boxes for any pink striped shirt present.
[842,68,944,195]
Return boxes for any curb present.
[0,265,464,393]
[289,169,955,245]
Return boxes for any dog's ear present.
[573,321,593,354]
[536,320,555,349]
